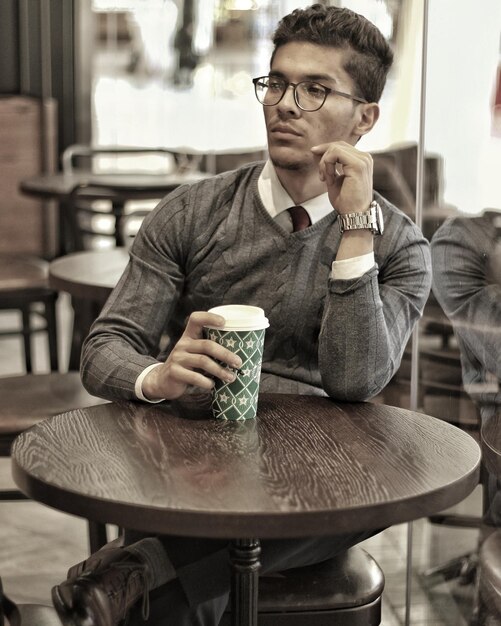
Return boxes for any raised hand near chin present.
[310,141,373,215]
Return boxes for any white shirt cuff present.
[135,362,165,403]
[331,252,376,280]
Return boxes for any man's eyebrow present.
[269,70,336,84]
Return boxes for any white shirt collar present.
[258,160,333,225]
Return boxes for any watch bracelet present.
[339,211,376,230]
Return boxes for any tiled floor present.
[0,300,481,625]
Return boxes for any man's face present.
[263,42,363,173]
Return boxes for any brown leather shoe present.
[65,538,126,580]
[51,548,150,626]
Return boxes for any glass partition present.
[415,3,501,623]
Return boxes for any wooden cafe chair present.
[221,546,384,625]
[386,294,486,589]
[1,576,60,626]
[106,534,383,625]
[0,372,109,553]
[65,182,159,251]
[61,144,208,250]
[61,144,207,177]
[477,413,501,624]
[0,255,58,374]
[0,97,59,375]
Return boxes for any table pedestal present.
[230,539,261,626]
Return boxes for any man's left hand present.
[311,141,373,214]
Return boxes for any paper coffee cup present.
[204,305,269,420]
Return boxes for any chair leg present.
[21,306,32,373]
[87,520,108,554]
[45,295,59,372]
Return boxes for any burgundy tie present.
[287,205,311,232]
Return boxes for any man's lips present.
[270,124,302,137]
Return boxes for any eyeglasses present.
[252,75,367,112]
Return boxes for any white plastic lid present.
[206,305,270,330]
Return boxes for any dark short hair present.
[271,3,393,103]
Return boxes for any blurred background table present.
[49,249,127,370]
[20,169,210,253]
[49,248,127,303]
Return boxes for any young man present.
[53,5,431,626]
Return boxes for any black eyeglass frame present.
[252,76,368,111]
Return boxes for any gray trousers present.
[125,529,382,626]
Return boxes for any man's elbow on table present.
[79,334,122,402]
[321,366,395,402]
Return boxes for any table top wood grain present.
[11,393,480,539]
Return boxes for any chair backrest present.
[61,143,270,176]
[371,141,446,222]
[478,414,501,620]
[0,96,58,259]
[66,182,162,251]
[1,576,61,626]
[62,144,206,176]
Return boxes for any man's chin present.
[269,152,309,172]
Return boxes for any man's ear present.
[355,102,380,137]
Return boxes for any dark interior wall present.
[0,0,20,93]
[0,0,78,159]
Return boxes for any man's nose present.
[277,84,299,112]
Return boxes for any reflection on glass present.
[431,210,501,622]
[431,211,501,424]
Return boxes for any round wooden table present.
[49,249,128,370]
[49,248,128,303]
[12,393,480,625]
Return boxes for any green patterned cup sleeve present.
[203,327,266,420]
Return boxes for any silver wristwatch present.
[338,200,384,235]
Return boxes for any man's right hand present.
[141,311,242,401]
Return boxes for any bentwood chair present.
[65,181,162,251]
[221,546,384,625]
[61,142,267,177]
[0,255,58,374]
[62,144,206,177]
[392,331,486,589]
[62,182,166,371]
[0,97,60,375]
[62,144,210,251]
[477,414,501,623]
[0,576,60,626]
[0,372,108,553]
